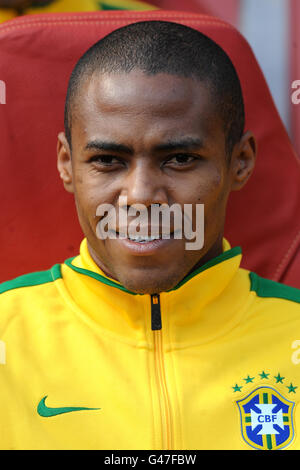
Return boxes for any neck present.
[185,234,224,278]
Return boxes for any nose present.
[119,161,168,209]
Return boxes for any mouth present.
[125,235,164,243]
[115,228,181,241]
[105,229,182,256]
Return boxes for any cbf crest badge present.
[236,386,295,450]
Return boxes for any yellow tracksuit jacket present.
[0,0,155,23]
[0,238,300,450]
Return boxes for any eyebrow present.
[84,141,133,154]
[153,138,205,152]
[84,137,204,154]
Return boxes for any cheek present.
[72,173,104,232]
[190,167,229,230]
[202,171,230,235]
[185,165,226,204]
[72,168,124,241]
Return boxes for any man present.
[0,21,300,451]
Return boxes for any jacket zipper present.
[151,294,172,449]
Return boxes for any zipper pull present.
[150,294,162,330]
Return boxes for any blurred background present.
[0,0,299,154]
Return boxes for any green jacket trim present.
[99,3,128,10]
[64,257,139,295]
[0,264,62,295]
[249,272,300,304]
[167,246,242,291]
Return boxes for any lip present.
[114,236,177,256]
[117,226,173,238]
[99,229,182,256]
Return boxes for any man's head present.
[58,20,256,294]
[64,20,245,158]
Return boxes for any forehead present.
[72,71,223,145]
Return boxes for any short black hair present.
[64,20,245,156]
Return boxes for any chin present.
[119,271,181,295]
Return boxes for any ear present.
[230,131,257,191]
[57,132,74,194]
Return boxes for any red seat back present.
[0,10,300,287]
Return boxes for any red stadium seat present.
[0,10,299,287]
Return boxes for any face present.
[58,71,256,294]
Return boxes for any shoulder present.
[249,272,300,305]
[0,265,64,342]
[0,264,62,296]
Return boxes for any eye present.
[164,154,198,166]
[89,155,123,166]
